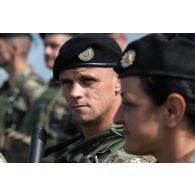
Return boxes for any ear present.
[164,93,186,128]
[114,76,121,95]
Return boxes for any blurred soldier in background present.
[0,33,46,162]
[52,33,155,163]
[108,33,127,50]
[21,34,82,162]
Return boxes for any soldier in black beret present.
[114,33,195,162]
[52,33,155,163]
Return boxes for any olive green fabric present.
[0,66,46,162]
[21,79,82,163]
[56,124,155,163]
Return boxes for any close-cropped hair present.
[140,76,195,130]
[6,36,31,58]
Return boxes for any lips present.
[71,104,88,109]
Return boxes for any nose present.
[70,83,84,98]
[114,105,124,124]
[45,46,52,56]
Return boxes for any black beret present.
[53,33,122,81]
[115,33,195,80]
[0,33,32,39]
[40,33,79,39]
[159,33,195,42]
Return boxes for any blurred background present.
[0,33,147,85]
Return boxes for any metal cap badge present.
[78,47,94,61]
[121,50,136,68]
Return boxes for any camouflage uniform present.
[56,124,155,163]
[21,78,82,163]
[177,150,195,163]
[0,66,46,162]
[0,152,7,163]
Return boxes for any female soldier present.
[114,33,195,162]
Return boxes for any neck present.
[156,128,195,163]
[7,57,28,83]
[82,96,122,139]
[82,122,112,138]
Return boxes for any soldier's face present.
[0,39,13,67]
[59,67,120,125]
[44,34,72,69]
[115,76,165,155]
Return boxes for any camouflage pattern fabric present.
[0,66,46,162]
[0,66,46,131]
[0,128,31,163]
[21,79,82,163]
[0,152,7,163]
[177,150,195,163]
[56,124,156,163]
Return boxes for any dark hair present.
[140,76,195,130]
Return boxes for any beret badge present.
[121,50,136,68]
[78,47,94,61]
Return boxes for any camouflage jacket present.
[0,66,46,162]
[21,79,82,162]
[56,124,155,163]
[177,150,195,163]
[0,152,7,163]
[0,66,46,132]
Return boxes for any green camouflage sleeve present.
[0,152,7,163]
[23,79,46,104]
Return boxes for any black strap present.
[43,134,84,157]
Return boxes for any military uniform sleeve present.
[23,77,46,104]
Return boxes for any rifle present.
[28,128,47,163]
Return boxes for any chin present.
[124,142,145,155]
[73,115,89,124]
[47,63,54,69]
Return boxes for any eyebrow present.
[79,74,100,81]
[59,73,101,83]
[59,78,72,84]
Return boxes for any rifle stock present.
[28,128,47,163]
